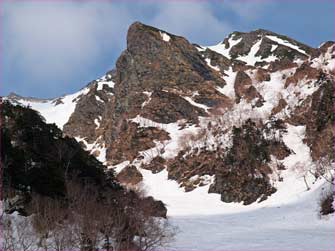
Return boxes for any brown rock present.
[255,69,271,82]
[268,59,297,72]
[117,165,143,185]
[271,98,287,115]
[141,156,166,174]
[285,62,320,87]
[234,71,263,104]
[201,48,231,72]
[141,90,207,124]
[140,196,167,218]
[289,75,333,160]
[106,122,170,165]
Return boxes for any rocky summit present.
[7,22,334,207]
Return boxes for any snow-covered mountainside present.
[5,73,115,163]
[5,22,334,249]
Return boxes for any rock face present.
[7,22,334,206]
[63,76,116,144]
[106,122,170,165]
[224,29,318,62]
[63,84,109,143]
[234,71,263,104]
[112,22,225,126]
[141,90,207,124]
[117,165,143,185]
[289,74,334,160]
[208,120,277,205]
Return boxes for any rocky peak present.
[122,22,221,88]
[6,22,334,208]
[210,28,319,66]
[127,22,177,53]
[113,22,226,124]
[7,92,51,103]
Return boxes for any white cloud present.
[2,0,269,97]
[149,2,232,45]
[224,0,274,21]
[3,1,133,92]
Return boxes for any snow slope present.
[8,87,90,130]
[6,74,115,130]
[9,95,333,250]
[137,123,331,212]
[4,27,334,250]
[266,35,307,55]
[169,181,334,251]
[205,33,309,66]
[205,36,242,58]
[139,130,334,250]
[135,123,334,250]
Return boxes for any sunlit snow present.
[17,87,90,129]
[160,31,171,42]
[266,35,307,55]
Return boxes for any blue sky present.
[1,0,334,98]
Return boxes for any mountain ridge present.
[4,21,334,212]
[6,22,333,99]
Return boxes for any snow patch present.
[216,67,236,99]
[75,136,106,163]
[206,36,242,58]
[111,161,130,173]
[95,95,103,102]
[160,31,171,42]
[97,80,115,91]
[169,180,334,250]
[267,35,307,55]
[311,44,335,73]
[141,91,152,108]
[183,96,210,112]
[237,39,263,65]
[17,87,90,129]
[282,124,313,170]
[204,58,220,71]
[94,117,101,128]
[237,39,278,65]
[271,44,278,52]
[130,115,200,160]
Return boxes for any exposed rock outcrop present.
[6,22,334,207]
[117,165,143,185]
